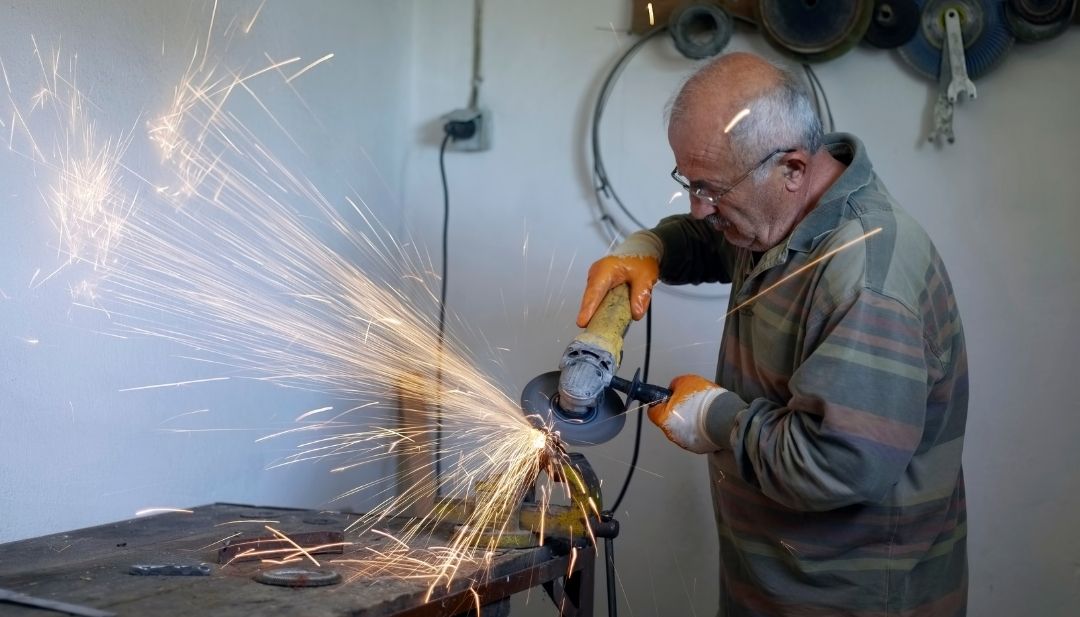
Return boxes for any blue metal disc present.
[897,0,1015,80]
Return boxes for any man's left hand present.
[648,375,728,454]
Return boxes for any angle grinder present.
[520,284,671,445]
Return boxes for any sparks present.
[6,9,576,596]
[287,53,335,84]
[724,108,750,134]
[726,227,883,316]
[214,519,279,526]
[531,430,547,450]
[118,377,230,392]
[135,507,194,516]
[244,0,266,34]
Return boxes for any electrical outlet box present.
[442,107,492,152]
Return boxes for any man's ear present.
[780,152,808,192]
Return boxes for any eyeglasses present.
[671,148,796,206]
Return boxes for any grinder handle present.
[609,370,672,407]
[575,284,633,368]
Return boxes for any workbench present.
[0,503,595,616]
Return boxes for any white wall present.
[0,0,414,541]
[402,2,1080,615]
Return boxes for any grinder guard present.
[521,284,661,445]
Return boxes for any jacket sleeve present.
[707,288,933,511]
[650,215,737,285]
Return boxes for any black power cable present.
[434,132,452,492]
[603,303,652,617]
[802,63,835,132]
[610,303,652,513]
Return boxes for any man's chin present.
[721,229,751,248]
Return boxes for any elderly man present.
[577,53,968,616]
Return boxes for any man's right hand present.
[576,231,662,328]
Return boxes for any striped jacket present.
[650,134,968,616]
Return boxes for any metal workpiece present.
[520,453,606,545]
[535,453,607,543]
[556,453,604,515]
[433,452,608,550]
[128,563,212,576]
[466,477,541,549]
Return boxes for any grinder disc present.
[865,0,922,47]
[1009,0,1073,23]
[897,0,1014,80]
[520,371,625,446]
[758,0,875,62]
[1006,0,1076,41]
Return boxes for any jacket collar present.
[785,133,873,254]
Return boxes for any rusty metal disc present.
[253,567,342,587]
[757,0,875,62]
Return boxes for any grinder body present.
[521,284,670,445]
[556,285,632,415]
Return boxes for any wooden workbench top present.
[0,503,580,617]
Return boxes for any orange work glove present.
[576,230,663,328]
[647,374,728,454]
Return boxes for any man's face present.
[669,119,791,252]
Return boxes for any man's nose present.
[689,196,713,220]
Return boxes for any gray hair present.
[667,58,824,183]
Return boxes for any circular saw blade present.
[898,0,1015,81]
[520,371,626,446]
[758,0,875,63]
[865,0,922,48]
